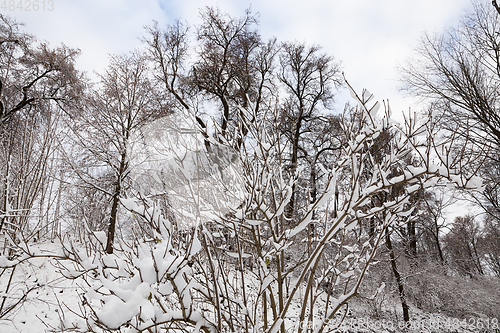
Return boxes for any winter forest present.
[1,1,500,332]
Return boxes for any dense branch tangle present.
[401,0,500,225]
[0,7,486,332]
[3,81,478,333]
[181,84,474,333]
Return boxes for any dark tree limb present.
[493,1,500,15]
[386,228,410,323]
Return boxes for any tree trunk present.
[407,219,417,258]
[285,110,304,221]
[105,187,120,254]
[105,151,127,254]
[220,94,230,139]
[493,1,500,15]
[0,163,9,233]
[386,228,410,323]
[434,229,445,263]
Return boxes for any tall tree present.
[400,0,500,224]
[417,188,455,263]
[0,14,82,237]
[443,214,485,277]
[193,7,261,140]
[277,42,342,220]
[0,14,83,320]
[0,15,82,128]
[481,213,500,275]
[144,20,191,111]
[69,52,170,254]
[144,8,278,151]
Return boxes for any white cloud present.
[6,0,169,76]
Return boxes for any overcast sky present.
[5,0,474,114]
[4,0,480,219]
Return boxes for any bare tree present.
[443,214,485,277]
[192,7,261,140]
[277,42,343,220]
[0,15,84,321]
[68,52,171,254]
[481,213,500,275]
[400,0,500,224]
[0,14,82,236]
[64,84,480,333]
[0,13,82,241]
[144,11,344,232]
[143,20,191,111]
[0,15,82,128]
[144,9,278,152]
[417,188,456,263]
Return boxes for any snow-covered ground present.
[0,241,497,333]
[0,242,86,332]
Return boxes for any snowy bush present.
[50,84,482,333]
